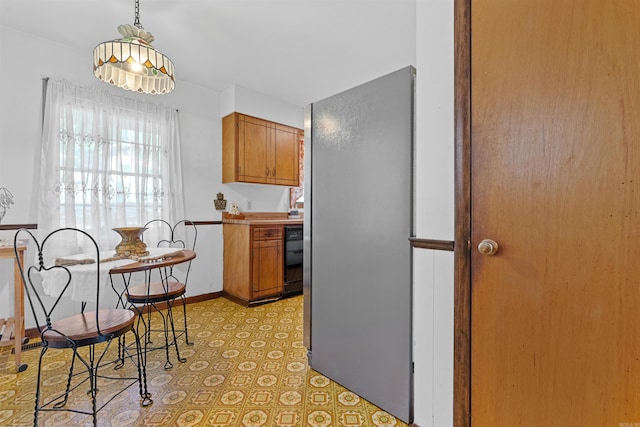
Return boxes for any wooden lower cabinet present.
[223,224,284,304]
[252,237,283,299]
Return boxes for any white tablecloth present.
[41,248,178,302]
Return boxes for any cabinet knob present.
[266,167,270,176]
[272,168,276,177]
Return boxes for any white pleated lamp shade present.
[93,24,174,95]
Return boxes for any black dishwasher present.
[283,226,303,297]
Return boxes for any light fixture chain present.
[133,0,143,29]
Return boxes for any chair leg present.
[155,304,173,369]
[114,335,125,370]
[131,327,153,406]
[181,295,193,346]
[33,346,47,427]
[88,345,98,427]
[132,306,148,356]
[53,350,77,408]
[132,299,190,370]
[166,301,186,366]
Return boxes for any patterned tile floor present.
[0,296,409,427]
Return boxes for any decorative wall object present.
[214,192,227,210]
[0,187,14,224]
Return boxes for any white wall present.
[221,84,304,128]
[413,1,455,426]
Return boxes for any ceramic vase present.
[113,227,149,257]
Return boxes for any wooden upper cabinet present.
[222,112,302,186]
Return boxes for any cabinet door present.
[272,125,300,186]
[240,117,269,183]
[252,239,283,299]
[222,224,252,301]
[222,113,239,183]
[223,112,302,186]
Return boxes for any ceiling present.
[0,0,416,107]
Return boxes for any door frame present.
[453,0,472,426]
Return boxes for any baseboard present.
[221,291,250,307]
[221,291,286,308]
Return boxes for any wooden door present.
[470,0,640,426]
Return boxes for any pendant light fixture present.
[93,0,175,94]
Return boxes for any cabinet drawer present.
[253,227,282,241]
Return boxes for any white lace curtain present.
[38,79,185,252]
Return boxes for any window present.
[39,79,184,250]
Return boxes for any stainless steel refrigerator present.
[303,66,414,423]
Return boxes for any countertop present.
[222,218,303,226]
[221,212,303,226]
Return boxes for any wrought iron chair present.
[14,227,152,427]
[124,219,197,369]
